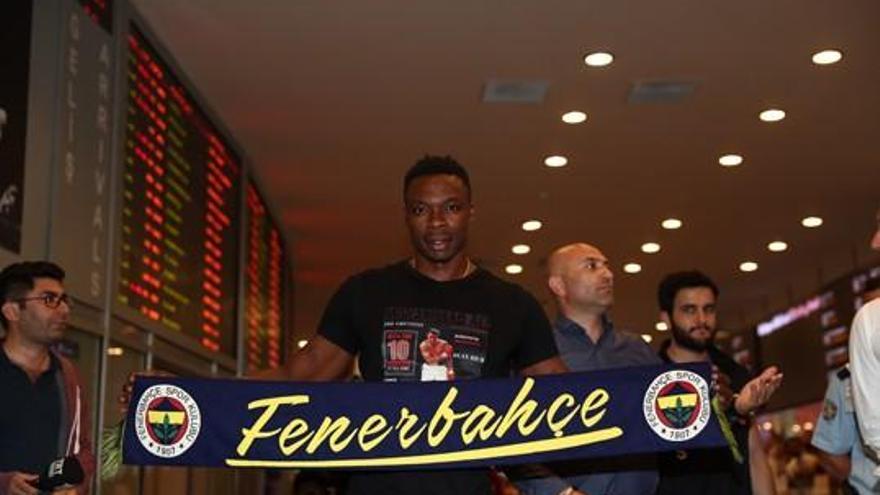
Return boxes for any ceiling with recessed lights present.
[131,0,880,345]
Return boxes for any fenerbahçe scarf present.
[123,363,726,470]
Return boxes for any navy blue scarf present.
[124,363,724,470]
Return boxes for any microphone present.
[31,457,84,491]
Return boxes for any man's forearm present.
[252,336,354,382]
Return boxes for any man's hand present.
[7,472,38,495]
[119,370,173,414]
[735,366,783,415]
[520,356,569,376]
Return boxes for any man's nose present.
[602,265,614,281]
[57,299,72,315]
[428,208,447,226]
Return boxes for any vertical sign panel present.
[115,25,240,356]
[245,183,285,371]
[0,0,33,254]
[50,0,114,305]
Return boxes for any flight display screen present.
[244,183,285,371]
[116,25,240,356]
[757,264,880,410]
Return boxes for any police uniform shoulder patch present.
[822,399,838,421]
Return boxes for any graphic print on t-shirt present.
[381,306,490,382]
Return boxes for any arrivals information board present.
[115,25,241,356]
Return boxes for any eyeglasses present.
[14,292,73,309]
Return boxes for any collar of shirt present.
[554,315,614,345]
[0,341,61,377]
[659,337,729,364]
[553,315,663,372]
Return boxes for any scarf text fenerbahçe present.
[122,363,726,470]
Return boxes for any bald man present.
[514,243,660,495]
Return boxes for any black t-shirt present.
[0,346,62,474]
[657,341,753,495]
[317,261,559,494]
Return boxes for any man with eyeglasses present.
[513,243,661,495]
[0,261,94,495]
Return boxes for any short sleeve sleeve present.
[513,289,559,370]
[317,276,361,355]
[811,374,855,455]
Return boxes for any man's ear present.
[1,301,20,326]
[548,275,565,299]
[659,311,672,327]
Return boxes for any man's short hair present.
[657,270,719,315]
[403,155,471,200]
[0,261,65,329]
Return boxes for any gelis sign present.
[124,364,724,469]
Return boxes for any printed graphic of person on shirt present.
[419,329,454,381]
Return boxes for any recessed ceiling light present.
[522,220,543,231]
[801,216,823,228]
[768,241,788,252]
[505,264,523,275]
[655,321,669,332]
[561,111,587,124]
[583,51,614,67]
[812,49,843,65]
[661,218,682,230]
[107,347,124,356]
[623,263,642,274]
[544,155,568,168]
[641,242,661,254]
[719,154,743,167]
[512,244,531,255]
[759,109,786,122]
[297,339,309,349]
[739,261,759,272]
[641,334,653,343]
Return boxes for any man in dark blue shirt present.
[514,243,660,495]
[0,261,94,495]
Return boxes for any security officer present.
[811,365,879,494]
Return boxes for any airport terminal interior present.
[1,0,878,493]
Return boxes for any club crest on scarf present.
[135,384,202,458]
[643,370,711,442]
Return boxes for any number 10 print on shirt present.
[381,306,489,382]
